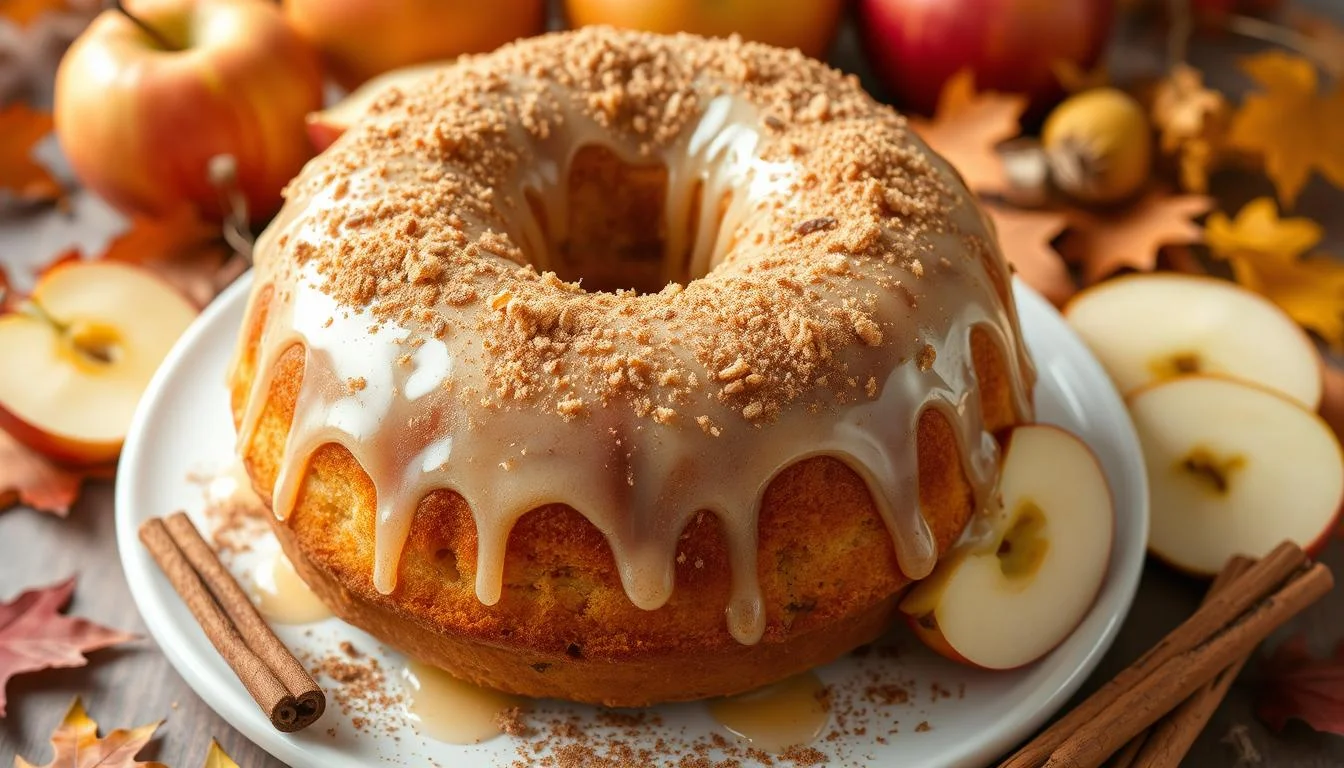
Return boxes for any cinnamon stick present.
[1115,555,1256,768]
[999,541,1307,768]
[139,515,324,732]
[1043,561,1333,768]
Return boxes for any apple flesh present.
[564,0,845,60]
[55,0,324,222]
[900,425,1114,670]
[284,0,545,90]
[1131,376,1344,577]
[1065,274,1323,410]
[305,62,450,153]
[856,0,1115,116]
[0,261,198,465]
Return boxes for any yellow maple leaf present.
[909,69,1027,196]
[203,739,240,768]
[1205,197,1323,263]
[0,103,62,203]
[15,697,167,768]
[1227,51,1344,207]
[1230,251,1344,350]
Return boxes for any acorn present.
[1042,88,1153,205]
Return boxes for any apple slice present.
[306,62,450,152]
[1130,375,1344,576]
[900,425,1113,670]
[1064,273,1322,409]
[0,261,197,465]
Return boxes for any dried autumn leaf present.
[0,102,61,204]
[1228,249,1344,351]
[1227,51,1344,207]
[1151,64,1229,194]
[0,578,134,717]
[909,69,1027,195]
[1060,190,1212,283]
[1256,634,1344,735]
[1205,197,1323,262]
[203,740,240,768]
[0,427,84,516]
[985,205,1073,306]
[99,208,237,307]
[15,697,165,768]
[0,0,69,28]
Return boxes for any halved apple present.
[900,424,1113,670]
[306,62,450,152]
[1064,273,1322,409]
[1131,375,1344,576]
[0,261,198,465]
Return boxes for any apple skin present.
[54,0,323,223]
[856,0,1116,116]
[564,0,845,60]
[284,0,545,90]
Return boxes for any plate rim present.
[115,272,1149,768]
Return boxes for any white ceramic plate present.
[116,273,1148,768]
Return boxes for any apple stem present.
[208,154,254,261]
[112,0,174,51]
[21,297,69,335]
[1223,14,1338,77]
[1165,0,1192,66]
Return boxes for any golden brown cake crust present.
[230,27,1034,704]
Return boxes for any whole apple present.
[564,0,845,60]
[54,0,323,222]
[284,0,546,90]
[857,0,1115,116]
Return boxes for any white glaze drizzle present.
[233,86,1034,646]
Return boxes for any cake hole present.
[531,144,722,295]
[530,662,551,673]
[565,643,584,660]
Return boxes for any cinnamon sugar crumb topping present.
[265,27,974,435]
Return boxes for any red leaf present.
[0,578,135,717]
[1256,634,1344,735]
[0,427,84,516]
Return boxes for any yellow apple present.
[564,0,845,60]
[0,261,198,465]
[284,0,545,91]
[900,425,1114,670]
[54,0,324,222]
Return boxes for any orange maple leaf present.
[1205,197,1323,263]
[0,103,61,204]
[14,697,164,768]
[99,207,237,307]
[1060,190,1212,283]
[1227,51,1344,207]
[204,740,241,768]
[0,427,87,516]
[909,69,1027,196]
[986,205,1073,306]
[0,0,69,28]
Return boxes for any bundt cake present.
[228,27,1035,706]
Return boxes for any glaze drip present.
[232,32,1034,647]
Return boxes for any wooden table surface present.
[5,5,1344,767]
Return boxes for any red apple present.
[284,0,546,91]
[564,0,845,60]
[0,261,198,465]
[856,0,1116,116]
[54,0,323,223]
